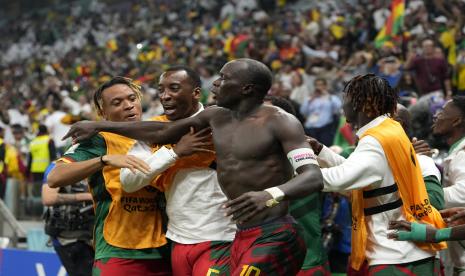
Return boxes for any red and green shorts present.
[171,241,231,276]
[92,257,172,276]
[297,261,331,276]
[230,216,306,275]
[367,257,442,276]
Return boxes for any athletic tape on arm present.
[397,222,427,241]
[434,227,452,242]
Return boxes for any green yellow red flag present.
[374,0,405,48]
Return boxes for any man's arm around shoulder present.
[64,107,216,144]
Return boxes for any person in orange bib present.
[309,74,447,276]
[119,66,236,275]
[47,77,172,276]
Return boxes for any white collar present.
[449,136,465,155]
[190,103,204,117]
[356,114,389,138]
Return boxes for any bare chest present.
[212,118,277,160]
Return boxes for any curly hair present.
[93,76,142,115]
[344,73,398,118]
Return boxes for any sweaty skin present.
[64,59,323,227]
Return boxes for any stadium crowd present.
[1,0,465,275]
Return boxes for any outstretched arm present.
[63,107,215,144]
[388,220,465,243]
[48,135,150,188]
[48,155,150,188]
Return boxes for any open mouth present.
[125,113,138,120]
[163,105,177,115]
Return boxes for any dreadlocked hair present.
[344,73,398,118]
[93,76,142,115]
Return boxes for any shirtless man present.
[65,58,323,275]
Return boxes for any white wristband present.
[264,187,285,208]
[167,148,178,160]
[265,187,285,201]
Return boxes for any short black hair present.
[165,65,201,88]
[93,76,142,114]
[38,124,48,135]
[344,73,398,118]
[236,58,273,96]
[452,95,465,119]
[11,124,23,131]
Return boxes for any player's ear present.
[192,87,201,100]
[451,116,462,128]
[97,108,105,119]
[242,84,254,96]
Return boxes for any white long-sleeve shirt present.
[319,115,434,266]
[443,137,465,208]
[120,106,236,244]
[441,136,465,269]
[120,143,236,244]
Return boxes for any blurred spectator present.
[198,65,219,104]
[300,78,341,146]
[374,55,403,88]
[11,124,29,161]
[0,126,25,216]
[289,70,311,106]
[44,100,71,155]
[456,44,465,94]
[404,38,452,99]
[396,72,419,107]
[277,61,295,89]
[269,80,305,123]
[10,124,28,201]
[142,95,164,120]
[27,125,56,198]
[0,127,21,198]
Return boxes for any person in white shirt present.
[436,96,465,275]
[44,100,71,154]
[119,66,236,275]
[309,74,445,275]
[390,96,465,275]
[395,104,444,210]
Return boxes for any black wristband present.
[100,155,108,166]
